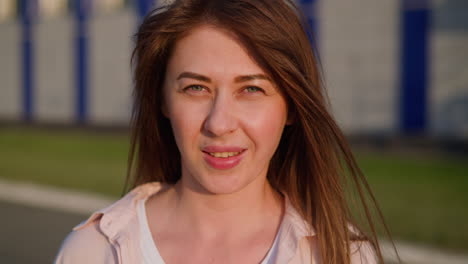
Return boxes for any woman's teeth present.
[209,152,240,158]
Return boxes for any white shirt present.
[55,182,377,264]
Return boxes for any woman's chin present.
[189,174,252,196]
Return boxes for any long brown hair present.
[128,0,398,263]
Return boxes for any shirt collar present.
[74,182,316,261]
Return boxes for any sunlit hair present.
[128,0,398,263]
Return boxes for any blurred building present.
[0,0,467,140]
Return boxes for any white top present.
[137,197,281,264]
[55,182,377,264]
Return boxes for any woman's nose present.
[203,95,238,137]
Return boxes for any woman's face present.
[163,24,288,194]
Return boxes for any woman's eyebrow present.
[234,74,271,83]
[177,72,211,82]
[176,72,271,83]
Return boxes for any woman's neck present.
[159,175,283,240]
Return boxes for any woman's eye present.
[184,85,206,92]
[244,86,264,93]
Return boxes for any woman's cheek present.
[240,101,287,144]
[170,100,209,140]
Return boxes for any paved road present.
[0,200,87,264]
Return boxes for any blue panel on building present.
[20,0,38,121]
[75,0,91,123]
[300,0,319,48]
[136,0,156,19]
[400,0,431,134]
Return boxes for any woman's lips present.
[202,146,247,170]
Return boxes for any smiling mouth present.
[202,149,246,170]
[207,151,241,158]
[202,149,247,158]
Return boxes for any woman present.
[56,0,396,263]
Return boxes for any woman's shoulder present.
[349,240,377,264]
[348,224,378,263]
[54,221,116,264]
[54,182,167,264]
[281,202,377,264]
[288,237,377,264]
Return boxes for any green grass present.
[0,127,128,197]
[0,127,467,253]
[358,152,468,254]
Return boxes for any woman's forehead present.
[166,24,267,80]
